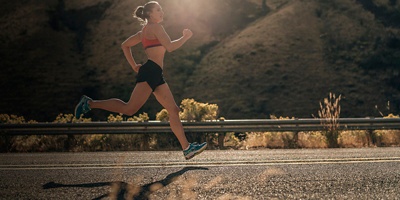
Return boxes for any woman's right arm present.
[121,32,142,73]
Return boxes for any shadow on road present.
[42,166,208,200]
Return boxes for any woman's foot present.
[183,142,207,160]
[74,95,92,119]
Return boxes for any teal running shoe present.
[74,95,92,119]
[183,142,207,160]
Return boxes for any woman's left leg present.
[152,83,190,150]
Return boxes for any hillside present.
[0,0,399,121]
[0,0,262,121]
[184,0,400,118]
[185,0,329,118]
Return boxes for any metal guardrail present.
[1,118,400,135]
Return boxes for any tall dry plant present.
[318,93,342,147]
[318,93,341,131]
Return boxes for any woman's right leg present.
[152,83,189,149]
[153,83,207,160]
[88,82,153,116]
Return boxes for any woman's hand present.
[183,29,193,39]
[133,64,142,73]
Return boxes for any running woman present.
[74,1,207,160]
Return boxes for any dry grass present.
[375,129,400,147]
[2,113,399,152]
[232,129,400,149]
[297,131,328,148]
[239,132,295,149]
[338,130,372,148]
[7,129,399,152]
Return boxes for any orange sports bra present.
[142,26,162,49]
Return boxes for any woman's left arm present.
[121,32,142,73]
[153,24,192,52]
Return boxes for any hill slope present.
[0,0,399,121]
[0,0,263,121]
[184,0,400,118]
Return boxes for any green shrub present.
[127,112,149,122]
[180,98,219,121]
[54,113,91,123]
[156,98,219,121]
[156,109,169,121]
[0,114,36,124]
[107,112,149,122]
[107,114,124,122]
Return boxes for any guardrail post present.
[293,118,299,148]
[65,134,75,151]
[141,134,150,150]
[367,117,378,146]
[366,129,377,146]
[218,133,225,149]
[0,133,11,152]
[292,131,299,148]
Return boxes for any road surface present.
[1,148,400,199]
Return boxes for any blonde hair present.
[133,1,159,25]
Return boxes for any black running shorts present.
[136,60,166,91]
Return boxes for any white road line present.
[1,157,400,170]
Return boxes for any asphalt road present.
[1,148,400,199]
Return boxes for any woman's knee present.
[125,107,139,116]
[167,105,180,116]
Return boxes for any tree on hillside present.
[261,0,270,15]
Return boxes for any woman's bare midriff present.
[145,46,166,68]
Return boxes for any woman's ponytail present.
[133,6,146,25]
